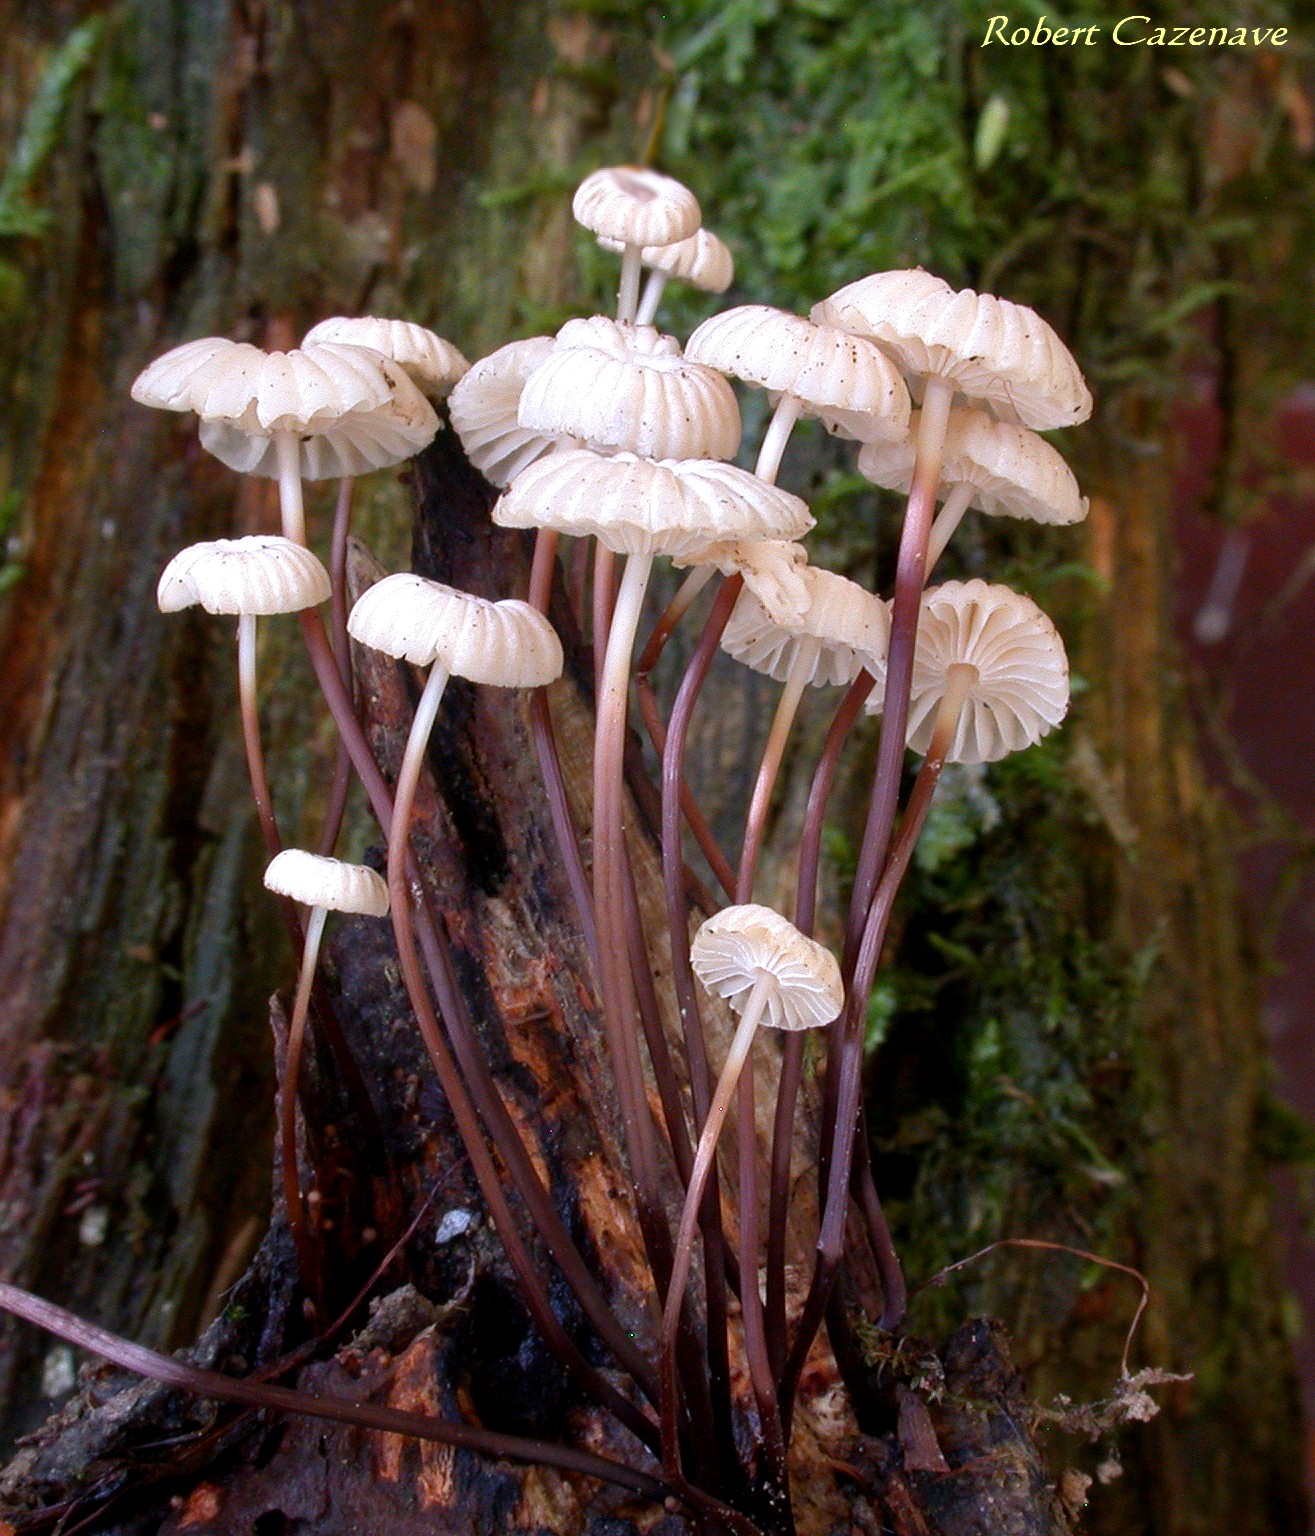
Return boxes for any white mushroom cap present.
[867,579,1070,763]
[671,539,811,624]
[302,317,470,398]
[197,355,439,481]
[812,270,1092,431]
[447,337,558,488]
[348,573,563,687]
[518,316,740,461]
[857,407,1087,526]
[572,166,701,249]
[721,566,891,688]
[263,849,390,916]
[598,226,734,294]
[686,305,910,440]
[157,535,331,615]
[493,448,813,560]
[691,904,843,1033]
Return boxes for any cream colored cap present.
[598,226,734,294]
[857,407,1087,526]
[722,565,890,687]
[348,573,563,687]
[572,166,700,248]
[686,305,910,439]
[867,579,1069,763]
[671,539,811,625]
[263,849,390,916]
[493,448,813,560]
[448,337,558,488]
[813,270,1092,431]
[157,535,330,615]
[197,353,439,480]
[302,317,470,398]
[691,904,843,1032]
[518,316,740,461]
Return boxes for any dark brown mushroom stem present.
[294,607,660,1435]
[317,475,357,857]
[661,574,743,1479]
[780,663,976,1431]
[236,612,282,859]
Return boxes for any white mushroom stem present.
[386,662,452,922]
[754,395,804,486]
[236,613,281,857]
[274,430,308,545]
[279,902,329,1276]
[616,242,644,326]
[634,268,669,326]
[925,481,976,576]
[593,551,667,1251]
[738,640,817,901]
[660,971,775,1469]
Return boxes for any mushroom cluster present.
[124,162,1091,1531]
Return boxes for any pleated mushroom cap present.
[858,407,1087,527]
[519,317,740,461]
[494,448,813,560]
[686,305,910,440]
[157,535,331,615]
[348,573,563,687]
[672,539,812,624]
[691,904,843,1033]
[302,317,470,398]
[572,166,701,249]
[867,580,1069,764]
[263,849,390,917]
[196,353,439,480]
[598,227,734,294]
[813,270,1092,431]
[448,337,558,488]
[722,565,891,688]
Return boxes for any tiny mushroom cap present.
[263,849,390,917]
[857,406,1087,526]
[672,538,811,624]
[348,573,563,687]
[812,269,1092,431]
[518,316,740,461]
[302,317,470,399]
[448,337,558,488]
[493,447,813,561]
[867,579,1070,764]
[691,903,843,1033]
[133,337,439,480]
[722,565,891,687]
[686,305,911,442]
[598,226,735,294]
[157,535,331,615]
[572,166,701,249]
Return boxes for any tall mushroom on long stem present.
[260,849,390,1294]
[572,166,702,327]
[782,578,1071,1416]
[597,224,735,327]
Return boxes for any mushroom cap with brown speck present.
[572,166,701,248]
[691,904,843,1033]
[157,536,330,616]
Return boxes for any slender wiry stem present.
[660,975,773,1475]
[924,480,974,576]
[635,267,669,326]
[274,430,307,545]
[780,666,974,1430]
[843,374,955,972]
[237,613,282,859]
[0,1282,668,1502]
[636,566,715,679]
[754,395,803,486]
[617,242,643,325]
[278,903,328,1299]
[318,476,357,857]
[593,543,617,699]
[737,642,816,902]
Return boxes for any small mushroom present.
[301,316,470,399]
[262,849,389,1275]
[597,225,734,325]
[447,337,558,488]
[572,166,701,325]
[156,536,330,854]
